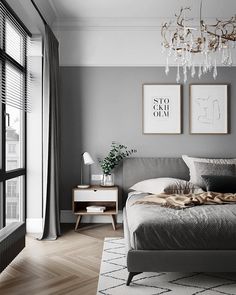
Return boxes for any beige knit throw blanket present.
[133,191,236,209]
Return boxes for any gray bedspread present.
[126,192,236,250]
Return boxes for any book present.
[87,209,105,212]
[86,206,106,212]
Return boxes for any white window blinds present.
[0,0,31,112]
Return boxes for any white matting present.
[97,238,236,295]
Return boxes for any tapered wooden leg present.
[75,215,82,231]
[111,215,116,230]
[126,272,142,286]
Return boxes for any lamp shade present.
[82,152,94,165]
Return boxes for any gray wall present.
[59,66,236,210]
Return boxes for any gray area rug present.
[97,238,236,295]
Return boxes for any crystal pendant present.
[161,43,166,54]
[198,65,202,79]
[174,49,178,61]
[221,48,226,64]
[228,49,233,65]
[176,63,180,83]
[218,36,222,51]
[183,65,187,84]
[191,64,195,78]
[213,60,217,80]
[165,57,169,75]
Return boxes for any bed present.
[123,157,236,286]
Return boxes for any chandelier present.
[161,2,236,83]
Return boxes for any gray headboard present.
[122,157,189,204]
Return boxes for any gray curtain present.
[40,24,61,240]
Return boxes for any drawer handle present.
[94,189,97,192]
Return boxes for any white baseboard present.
[26,218,43,234]
[60,210,123,224]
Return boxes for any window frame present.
[0,0,30,229]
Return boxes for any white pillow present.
[182,155,236,185]
[129,177,203,195]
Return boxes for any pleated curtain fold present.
[39,24,61,240]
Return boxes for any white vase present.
[101,173,114,187]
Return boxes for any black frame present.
[0,0,28,229]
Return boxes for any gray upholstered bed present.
[123,157,236,285]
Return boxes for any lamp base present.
[77,184,90,189]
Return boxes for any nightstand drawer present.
[74,189,117,201]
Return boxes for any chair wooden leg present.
[126,272,142,286]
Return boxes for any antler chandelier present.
[161,2,236,83]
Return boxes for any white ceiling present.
[48,0,236,19]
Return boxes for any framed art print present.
[142,84,182,134]
[190,84,229,134]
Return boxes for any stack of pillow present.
[182,155,236,193]
[129,155,236,195]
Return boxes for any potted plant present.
[99,142,136,186]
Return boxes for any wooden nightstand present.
[73,185,118,231]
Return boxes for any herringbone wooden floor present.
[0,223,123,295]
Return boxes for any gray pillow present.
[182,155,236,184]
[202,175,236,193]
[194,162,236,188]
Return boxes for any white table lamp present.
[77,152,94,189]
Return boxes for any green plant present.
[99,142,136,175]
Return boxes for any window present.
[6,176,23,224]
[8,143,16,153]
[7,180,17,197]
[7,159,17,170]
[0,1,30,229]
[6,202,18,219]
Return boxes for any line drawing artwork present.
[196,96,221,124]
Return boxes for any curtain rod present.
[31,0,48,26]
